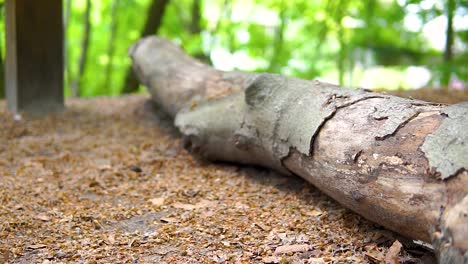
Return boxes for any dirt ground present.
[2,89,463,263]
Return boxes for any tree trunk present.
[103,0,120,93]
[189,0,202,34]
[208,0,231,53]
[0,3,5,99]
[64,0,72,94]
[442,0,456,89]
[267,0,287,73]
[333,0,347,86]
[129,36,468,263]
[70,0,92,97]
[121,0,170,94]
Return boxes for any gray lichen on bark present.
[421,102,468,179]
[242,74,375,160]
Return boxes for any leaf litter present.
[0,96,435,263]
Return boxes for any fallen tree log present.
[129,36,468,263]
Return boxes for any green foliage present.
[0,0,466,99]
[65,0,151,97]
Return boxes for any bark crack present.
[308,95,385,156]
[375,111,421,141]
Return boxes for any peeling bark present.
[129,36,468,263]
[421,103,468,180]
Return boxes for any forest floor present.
[0,89,465,264]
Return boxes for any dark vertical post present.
[5,0,64,114]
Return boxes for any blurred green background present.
[0,0,466,97]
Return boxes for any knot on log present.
[245,74,286,107]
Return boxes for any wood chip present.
[27,244,47,249]
[262,256,282,263]
[274,244,311,254]
[172,202,196,210]
[172,200,215,210]
[160,217,177,223]
[308,258,325,264]
[149,197,165,206]
[254,222,270,231]
[304,209,322,217]
[106,234,116,245]
[194,199,216,209]
[34,214,50,221]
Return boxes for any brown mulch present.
[0,95,440,263]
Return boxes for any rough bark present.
[129,36,468,263]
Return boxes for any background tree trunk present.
[267,0,287,73]
[129,37,468,263]
[188,0,211,64]
[441,0,456,88]
[64,0,72,95]
[102,0,120,93]
[70,0,92,97]
[189,0,202,34]
[121,0,170,94]
[0,3,5,99]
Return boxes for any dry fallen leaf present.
[365,252,385,263]
[274,244,311,255]
[385,240,403,264]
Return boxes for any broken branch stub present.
[129,36,468,263]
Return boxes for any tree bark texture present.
[129,37,468,263]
